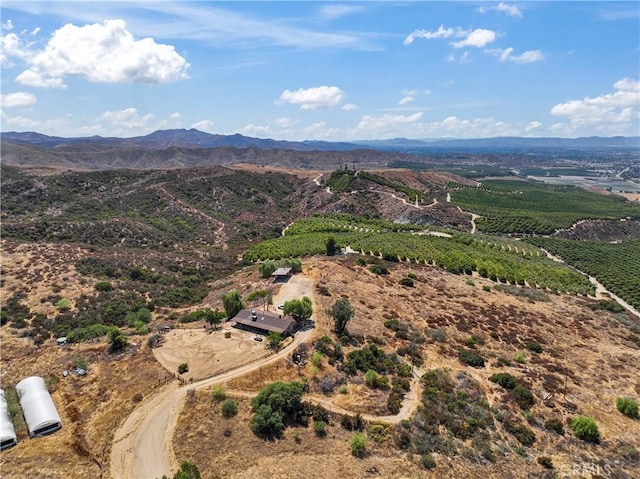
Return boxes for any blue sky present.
[1,1,638,140]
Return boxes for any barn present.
[233,309,296,336]
[0,389,18,450]
[15,376,62,438]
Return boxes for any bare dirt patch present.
[152,327,270,381]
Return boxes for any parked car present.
[253,336,263,342]
[277,303,284,310]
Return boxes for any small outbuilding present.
[233,309,296,337]
[15,376,61,438]
[271,267,292,282]
[0,389,18,450]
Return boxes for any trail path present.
[155,184,228,249]
[541,248,640,319]
[368,188,437,209]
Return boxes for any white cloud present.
[2,19,14,31]
[278,86,346,110]
[1,114,42,129]
[424,89,432,95]
[448,51,470,63]
[354,112,423,137]
[170,112,182,120]
[318,4,364,21]
[404,25,454,45]
[0,92,37,108]
[20,19,189,87]
[342,103,358,111]
[0,32,30,66]
[550,77,640,129]
[478,3,523,18]
[525,121,543,132]
[399,96,415,105]
[303,121,340,140]
[452,29,497,49]
[191,120,215,133]
[275,117,295,128]
[240,123,271,137]
[489,47,544,64]
[15,70,66,89]
[422,116,517,138]
[100,107,154,128]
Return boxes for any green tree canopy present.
[108,327,128,353]
[266,331,284,350]
[203,308,226,329]
[283,296,313,322]
[258,261,277,278]
[326,236,337,256]
[250,381,305,436]
[172,461,201,479]
[222,290,245,319]
[330,298,354,335]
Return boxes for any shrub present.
[525,341,543,353]
[210,385,227,401]
[108,328,128,353]
[250,381,305,436]
[178,363,189,374]
[224,331,231,338]
[504,419,536,446]
[512,386,535,409]
[95,281,113,292]
[313,420,327,437]
[544,418,565,435]
[571,416,600,443]
[367,422,389,442]
[427,328,447,342]
[370,263,389,275]
[514,352,527,364]
[338,385,348,394]
[407,273,417,280]
[489,372,517,390]
[458,350,485,368]
[350,432,367,457]
[616,397,639,419]
[341,414,365,431]
[537,456,554,469]
[420,453,436,470]
[172,460,201,479]
[221,399,238,418]
[55,298,71,311]
[482,285,491,292]
[400,277,414,287]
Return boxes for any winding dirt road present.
[110,271,427,479]
[111,318,315,479]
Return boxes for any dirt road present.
[110,274,316,479]
[110,269,429,478]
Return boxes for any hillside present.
[1,164,639,479]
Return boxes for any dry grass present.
[178,255,640,478]
[2,243,639,479]
[0,241,172,479]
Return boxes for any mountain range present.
[2,128,638,151]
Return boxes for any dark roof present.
[271,267,292,276]
[234,309,296,334]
